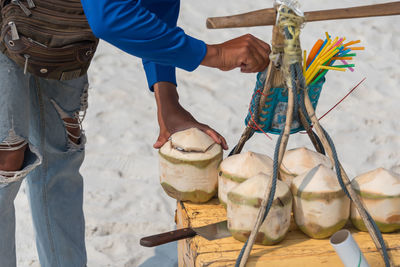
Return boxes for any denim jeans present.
[0,52,88,267]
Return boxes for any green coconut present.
[227,173,292,245]
[159,128,222,203]
[291,164,350,239]
[218,151,273,207]
[351,168,400,233]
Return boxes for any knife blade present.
[140,220,230,247]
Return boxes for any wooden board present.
[175,198,400,267]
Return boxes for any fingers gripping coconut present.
[218,151,273,207]
[291,164,350,239]
[351,168,400,233]
[227,173,292,245]
[158,128,222,203]
[281,147,332,186]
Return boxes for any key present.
[8,21,20,40]
[23,54,30,75]
[11,0,31,16]
[26,0,35,9]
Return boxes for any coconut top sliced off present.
[219,151,273,178]
[228,173,291,204]
[351,168,400,197]
[160,128,222,162]
[171,128,214,152]
[281,147,332,176]
[292,164,341,194]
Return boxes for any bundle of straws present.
[304,32,364,86]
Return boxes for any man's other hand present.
[153,82,228,150]
[201,34,271,73]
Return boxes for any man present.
[0,0,270,266]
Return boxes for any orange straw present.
[343,40,361,47]
[306,39,324,67]
[349,47,365,50]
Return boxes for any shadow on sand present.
[138,242,178,267]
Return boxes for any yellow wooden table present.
[175,198,400,267]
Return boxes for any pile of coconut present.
[159,131,400,243]
[223,147,351,242]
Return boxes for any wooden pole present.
[206,2,400,29]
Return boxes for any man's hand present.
[153,82,228,150]
[201,34,271,73]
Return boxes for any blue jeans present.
[0,52,88,267]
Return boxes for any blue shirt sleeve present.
[80,0,207,90]
[140,0,179,90]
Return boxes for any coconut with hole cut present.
[227,173,292,245]
[218,151,273,207]
[281,147,332,186]
[291,164,350,239]
[159,128,222,203]
[351,168,400,233]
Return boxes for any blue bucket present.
[245,71,325,135]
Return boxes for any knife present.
[140,220,230,247]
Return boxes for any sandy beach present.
[14,0,399,266]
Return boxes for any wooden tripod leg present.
[303,90,393,267]
[231,126,253,155]
[231,63,275,156]
[238,70,295,267]
[298,109,325,154]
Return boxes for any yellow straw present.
[305,39,332,80]
[317,39,332,59]
[320,37,338,57]
[303,50,307,74]
[318,65,346,72]
[336,38,346,48]
[320,46,341,64]
[305,62,318,81]
[306,58,323,82]
[306,65,322,84]
[325,32,330,40]
[306,45,341,82]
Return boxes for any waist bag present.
[0,0,98,80]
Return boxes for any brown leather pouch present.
[0,0,98,80]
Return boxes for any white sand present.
[14,0,399,266]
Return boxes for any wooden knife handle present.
[140,227,197,247]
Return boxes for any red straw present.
[318,78,366,121]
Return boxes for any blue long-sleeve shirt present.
[80,0,207,90]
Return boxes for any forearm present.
[154,82,180,114]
